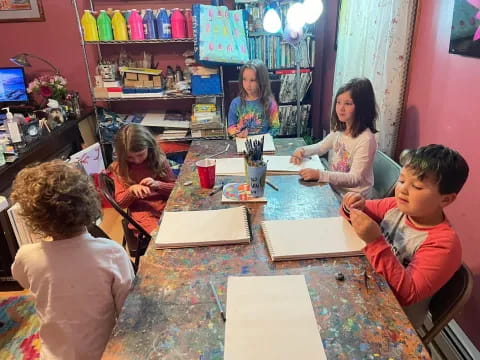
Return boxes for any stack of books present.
[191,103,224,138]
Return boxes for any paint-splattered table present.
[103,139,430,360]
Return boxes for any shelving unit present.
[71,1,227,159]
[233,0,317,137]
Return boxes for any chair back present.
[98,173,152,272]
[422,263,474,345]
[372,150,401,199]
[87,223,110,239]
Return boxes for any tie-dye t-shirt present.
[227,97,279,137]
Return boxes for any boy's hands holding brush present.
[341,192,381,244]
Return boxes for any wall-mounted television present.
[449,0,480,58]
[0,67,28,104]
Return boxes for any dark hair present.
[11,160,101,238]
[238,59,274,119]
[331,78,378,137]
[113,124,168,186]
[399,144,469,194]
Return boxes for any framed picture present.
[0,0,45,23]
[449,0,480,58]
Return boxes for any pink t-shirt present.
[11,232,135,360]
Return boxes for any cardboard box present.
[153,76,162,86]
[124,79,137,87]
[138,74,149,82]
[143,80,154,88]
[125,73,138,80]
[93,87,108,99]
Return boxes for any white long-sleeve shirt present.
[11,232,135,360]
[302,129,377,198]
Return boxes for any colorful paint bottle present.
[143,9,157,39]
[97,10,113,41]
[128,9,145,40]
[81,10,99,41]
[184,9,193,38]
[112,10,128,41]
[171,8,186,39]
[156,8,171,39]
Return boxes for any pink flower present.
[40,85,53,97]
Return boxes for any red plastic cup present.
[196,159,216,188]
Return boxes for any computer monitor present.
[0,67,28,105]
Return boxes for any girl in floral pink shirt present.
[291,78,378,198]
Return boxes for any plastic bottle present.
[175,66,184,83]
[171,8,186,39]
[112,10,128,41]
[80,10,99,41]
[156,8,171,39]
[143,9,157,39]
[166,66,175,90]
[0,139,5,166]
[97,10,113,41]
[2,107,24,149]
[184,9,193,38]
[128,9,145,40]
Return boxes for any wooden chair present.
[421,263,474,345]
[372,150,401,199]
[98,173,152,273]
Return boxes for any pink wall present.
[0,0,93,108]
[398,0,480,349]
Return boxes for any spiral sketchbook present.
[224,275,327,360]
[155,206,250,249]
[236,134,276,153]
[262,217,365,261]
[215,155,324,176]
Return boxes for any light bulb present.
[303,0,323,24]
[263,6,282,33]
[286,2,306,32]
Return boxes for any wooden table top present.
[102,138,430,360]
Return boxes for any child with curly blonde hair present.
[11,160,135,360]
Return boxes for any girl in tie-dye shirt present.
[227,60,279,137]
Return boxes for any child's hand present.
[343,192,365,211]
[299,168,320,181]
[349,209,381,244]
[236,128,248,138]
[140,177,158,189]
[129,184,151,198]
[290,148,305,165]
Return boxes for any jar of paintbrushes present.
[243,137,267,197]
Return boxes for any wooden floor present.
[0,208,123,298]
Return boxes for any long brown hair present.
[113,124,168,185]
[238,59,274,119]
[331,78,378,138]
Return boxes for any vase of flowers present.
[27,74,68,108]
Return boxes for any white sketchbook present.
[7,203,43,247]
[155,206,250,249]
[236,133,276,153]
[263,155,325,174]
[215,155,325,176]
[262,216,365,261]
[224,275,327,360]
[141,112,190,128]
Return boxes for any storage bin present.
[191,74,221,95]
